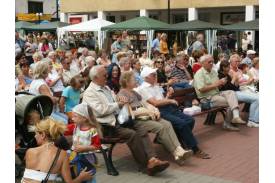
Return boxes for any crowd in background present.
[15,29,259,182]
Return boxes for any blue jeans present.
[235,91,259,123]
[158,104,198,150]
[172,81,191,90]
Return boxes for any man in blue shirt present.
[151,33,161,52]
[15,31,25,50]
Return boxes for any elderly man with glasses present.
[83,65,170,176]
[193,54,246,131]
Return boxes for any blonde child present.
[64,103,102,183]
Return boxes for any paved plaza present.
[95,112,259,183]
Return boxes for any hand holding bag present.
[117,104,130,125]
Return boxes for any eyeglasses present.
[156,61,164,64]
[207,60,214,64]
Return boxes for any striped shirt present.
[170,65,189,83]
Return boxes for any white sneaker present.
[247,121,259,128]
[174,146,193,162]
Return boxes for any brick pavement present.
[16,112,258,183]
[95,112,258,183]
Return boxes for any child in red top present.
[64,103,102,183]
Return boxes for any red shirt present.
[64,123,101,149]
[192,63,202,74]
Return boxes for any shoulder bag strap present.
[41,148,61,183]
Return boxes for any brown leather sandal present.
[194,150,211,159]
[147,158,170,176]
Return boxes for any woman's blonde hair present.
[35,118,67,141]
[33,61,49,79]
[161,33,167,39]
[119,71,134,88]
[32,52,43,61]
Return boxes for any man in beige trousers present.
[193,54,246,131]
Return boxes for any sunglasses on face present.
[156,61,164,64]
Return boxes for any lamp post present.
[167,0,170,24]
[56,0,59,20]
[36,13,43,24]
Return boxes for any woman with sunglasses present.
[154,58,177,90]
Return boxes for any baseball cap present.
[140,67,157,79]
[247,50,256,55]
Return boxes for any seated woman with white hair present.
[119,57,132,73]
[82,56,96,70]
[30,52,43,74]
[46,60,65,98]
[29,61,59,104]
[48,51,62,71]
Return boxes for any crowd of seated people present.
[15,31,259,182]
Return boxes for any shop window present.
[149,15,158,20]
[28,1,43,13]
[198,13,210,22]
[173,14,188,23]
[120,15,126,22]
[106,16,115,23]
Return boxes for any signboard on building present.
[68,14,88,24]
[220,12,245,25]
[69,17,82,24]
[17,13,52,21]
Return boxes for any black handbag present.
[41,148,61,183]
[200,99,212,111]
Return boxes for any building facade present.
[60,0,259,24]
[15,0,59,21]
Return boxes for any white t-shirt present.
[249,67,259,81]
[135,81,164,101]
[47,70,64,92]
[213,61,221,73]
[242,39,251,51]
[70,59,80,75]
[29,79,52,96]
[139,57,153,68]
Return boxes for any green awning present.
[222,19,259,30]
[102,16,170,31]
[15,21,35,29]
[24,21,70,31]
[172,20,224,30]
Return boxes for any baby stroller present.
[15,91,54,178]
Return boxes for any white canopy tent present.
[57,18,114,49]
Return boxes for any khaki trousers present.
[210,90,239,125]
[114,125,155,169]
[134,118,181,154]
